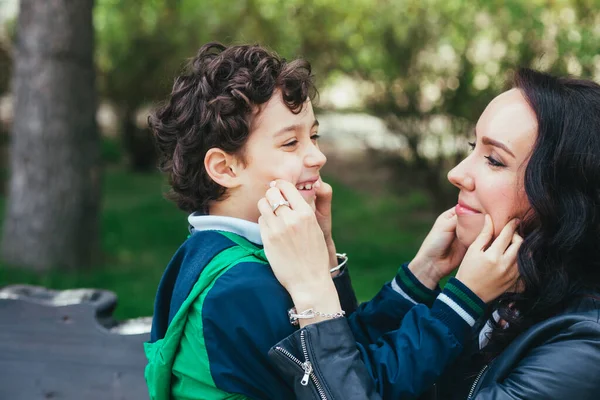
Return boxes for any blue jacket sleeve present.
[200,261,297,399]
[347,263,441,347]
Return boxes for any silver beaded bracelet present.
[288,307,346,326]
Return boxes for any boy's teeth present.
[295,183,313,190]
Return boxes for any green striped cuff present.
[391,262,440,307]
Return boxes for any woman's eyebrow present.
[482,136,516,158]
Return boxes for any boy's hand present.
[455,216,522,303]
[313,178,338,270]
[408,207,468,289]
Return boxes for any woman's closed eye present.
[468,141,506,168]
[311,134,320,142]
[485,155,505,168]
[283,139,298,147]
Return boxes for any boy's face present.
[234,91,326,222]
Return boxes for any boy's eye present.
[283,140,298,147]
[311,134,320,141]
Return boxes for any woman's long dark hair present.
[487,68,600,356]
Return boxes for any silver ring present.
[271,199,290,213]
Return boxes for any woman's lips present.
[455,203,481,216]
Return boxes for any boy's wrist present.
[408,256,443,289]
[431,278,486,343]
[394,262,440,306]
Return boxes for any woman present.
[258,68,600,399]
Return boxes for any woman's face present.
[448,89,537,246]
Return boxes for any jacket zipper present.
[274,330,328,400]
[467,364,488,399]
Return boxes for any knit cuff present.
[431,278,485,343]
[391,262,441,307]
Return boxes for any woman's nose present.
[447,158,474,191]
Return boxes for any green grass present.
[0,168,435,320]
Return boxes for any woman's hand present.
[313,179,339,270]
[408,207,468,289]
[455,215,523,303]
[258,180,342,324]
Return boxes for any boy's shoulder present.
[180,230,284,298]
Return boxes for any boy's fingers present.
[271,180,312,211]
[503,233,523,263]
[435,208,459,232]
[489,219,519,255]
[473,214,494,250]
[442,207,457,219]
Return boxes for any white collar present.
[187,213,262,245]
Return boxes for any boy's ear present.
[204,148,242,188]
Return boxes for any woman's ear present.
[204,148,242,188]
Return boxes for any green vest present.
[144,231,268,400]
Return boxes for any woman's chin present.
[456,215,486,247]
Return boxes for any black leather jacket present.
[269,295,600,399]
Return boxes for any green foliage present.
[0,168,433,318]
[101,136,124,165]
[92,0,600,197]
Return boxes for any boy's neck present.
[208,200,259,224]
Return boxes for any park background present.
[1,0,599,320]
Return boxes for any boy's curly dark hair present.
[149,42,315,213]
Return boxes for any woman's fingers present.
[257,197,280,227]
[271,180,312,212]
[265,187,293,218]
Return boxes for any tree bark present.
[1,0,100,270]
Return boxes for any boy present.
[144,42,358,399]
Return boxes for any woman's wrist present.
[408,256,444,290]
[325,236,338,271]
[289,280,342,328]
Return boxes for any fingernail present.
[313,179,321,189]
[269,181,277,188]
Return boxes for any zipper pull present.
[301,361,312,386]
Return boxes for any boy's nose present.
[306,144,327,168]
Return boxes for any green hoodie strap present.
[216,231,267,263]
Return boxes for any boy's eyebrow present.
[273,120,319,137]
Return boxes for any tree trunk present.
[1,0,101,270]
